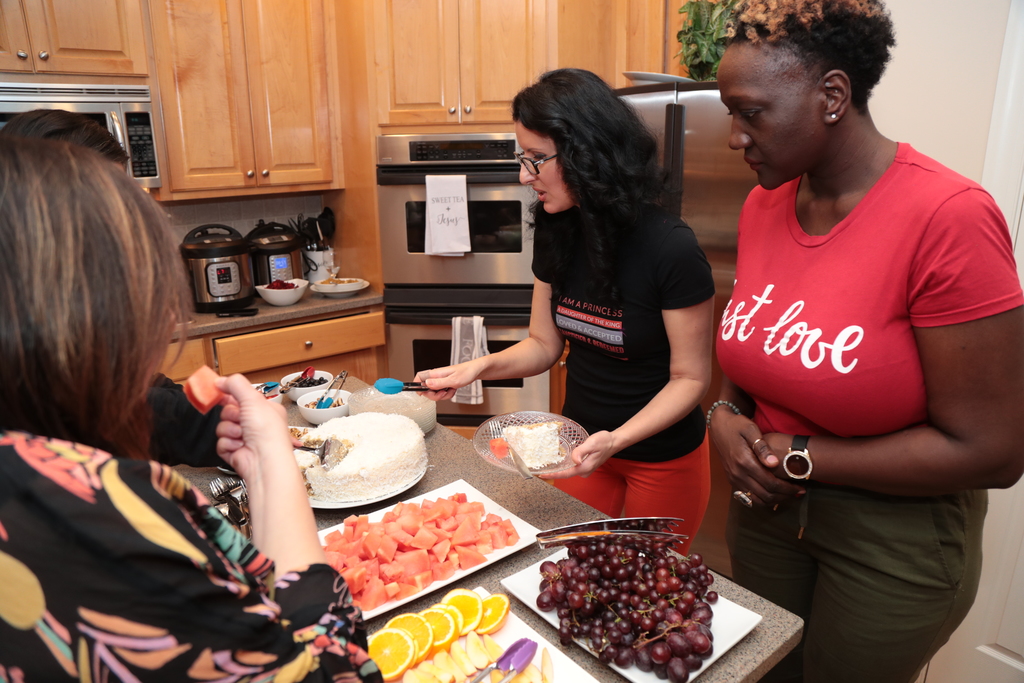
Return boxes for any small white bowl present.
[251,383,284,404]
[297,389,352,424]
[255,278,308,306]
[279,369,333,402]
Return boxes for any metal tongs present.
[209,476,251,539]
[536,517,689,550]
[279,366,315,395]
[468,638,537,683]
[316,370,348,408]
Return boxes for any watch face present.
[784,451,812,479]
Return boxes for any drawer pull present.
[305,341,313,348]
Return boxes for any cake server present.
[505,441,534,480]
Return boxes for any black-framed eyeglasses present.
[514,150,558,175]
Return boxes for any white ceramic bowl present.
[279,369,333,402]
[297,389,352,424]
[251,383,284,404]
[255,278,308,306]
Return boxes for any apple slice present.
[433,651,467,683]
[449,642,478,677]
[465,632,490,670]
[541,648,553,683]
[482,634,504,663]
[417,661,454,683]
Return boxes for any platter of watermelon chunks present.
[317,479,540,620]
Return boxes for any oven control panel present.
[411,140,515,162]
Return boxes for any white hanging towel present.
[425,174,471,256]
[450,315,489,404]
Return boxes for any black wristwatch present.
[783,435,813,480]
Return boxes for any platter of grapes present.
[500,542,761,683]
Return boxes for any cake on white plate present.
[293,412,427,503]
[504,420,565,469]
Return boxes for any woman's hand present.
[709,409,805,506]
[414,362,482,402]
[540,430,619,479]
[213,374,292,480]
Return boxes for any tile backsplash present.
[161,194,323,242]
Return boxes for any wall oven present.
[378,133,548,425]
[0,82,161,188]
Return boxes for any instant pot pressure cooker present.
[246,220,304,286]
[180,224,255,313]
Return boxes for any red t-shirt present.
[716,143,1023,438]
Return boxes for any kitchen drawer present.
[162,337,208,381]
[214,311,385,375]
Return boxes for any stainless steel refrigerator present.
[615,80,757,252]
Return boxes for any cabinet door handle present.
[261,169,269,177]
[16,50,28,60]
[464,106,472,114]
[246,170,254,178]
[305,341,313,348]
[559,361,566,367]
[448,107,456,114]
[38,50,49,60]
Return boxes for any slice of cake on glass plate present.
[503,420,564,469]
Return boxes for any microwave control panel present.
[125,112,158,179]
[411,140,515,162]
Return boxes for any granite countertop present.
[178,287,383,339]
[176,377,802,682]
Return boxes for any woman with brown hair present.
[0,108,226,468]
[708,1,1024,681]
[0,136,381,682]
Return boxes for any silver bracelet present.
[706,400,743,428]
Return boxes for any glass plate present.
[472,411,589,475]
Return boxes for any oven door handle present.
[386,309,532,327]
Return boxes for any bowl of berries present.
[279,368,333,402]
[255,278,308,306]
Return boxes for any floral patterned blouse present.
[0,431,382,683]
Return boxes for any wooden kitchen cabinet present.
[0,0,147,75]
[373,0,547,125]
[149,0,333,193]
[213,311,386,379]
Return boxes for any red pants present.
[553,435,710,555]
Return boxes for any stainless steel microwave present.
[0,82,161,189]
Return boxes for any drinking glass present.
[323,248,339,279]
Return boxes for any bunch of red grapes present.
[536,541,717,683]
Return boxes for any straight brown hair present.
[0,136,189,459]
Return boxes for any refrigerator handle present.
[663,103,685,217]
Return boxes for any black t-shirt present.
[533,205,714,462]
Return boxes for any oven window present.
[405,201,522,253]
[412,339,524,388]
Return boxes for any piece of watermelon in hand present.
[183,365,225,414]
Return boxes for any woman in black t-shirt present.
[417,69,716,546]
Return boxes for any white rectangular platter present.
[318,479,540,620]
[471,587,599,682]
[500,550,763,682]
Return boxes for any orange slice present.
[385,612,434,664]
[475,593,510,634]
[431,602,465,638]
[368,627,415,681]
[419,607,458,657]
[441,588,483,635]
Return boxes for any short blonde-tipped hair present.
[0,136,189,459]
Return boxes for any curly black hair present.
[726,0,896,111]
[0,109,130,168]
[512,69,663,304]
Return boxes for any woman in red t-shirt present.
[708,1,1024,682]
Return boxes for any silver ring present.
[732,490,753,507]
[752,438,766,449]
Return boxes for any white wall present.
[870,0,1012,182]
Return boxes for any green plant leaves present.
[676,0,740,81]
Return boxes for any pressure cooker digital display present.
[269,255,293,283]
[206,261,241,296]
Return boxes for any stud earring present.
[830,113,837,119]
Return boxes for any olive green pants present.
[726,484,986,683]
